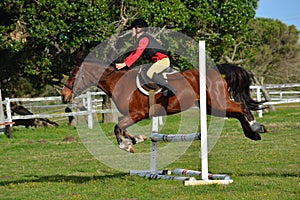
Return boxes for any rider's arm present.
[124,37,149,67]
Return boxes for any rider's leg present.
[152,73,176,97]
[147,58,176,97]
[147,58,170,77]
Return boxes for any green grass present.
[0,106,299,200]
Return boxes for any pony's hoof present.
[250,122,265,133]
[119,144,134,153]
[245,132,261,141]
[129,146,134,153]
[262,125,268,133]
[119,138,134,153]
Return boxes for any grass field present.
[0,106,299,200]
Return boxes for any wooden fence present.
[250,83,300,117]
[1,83,299,134]
[0,91,115,133]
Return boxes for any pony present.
[61,62,267,152]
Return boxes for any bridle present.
[64,83,73,90]
[64,64,116,96]
[63,66,78,91]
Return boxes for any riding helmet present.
[131,18,148,29]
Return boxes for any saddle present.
[136,64,182,96]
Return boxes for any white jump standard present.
[129,41,233,185]
[129,116,233,185]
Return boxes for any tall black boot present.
[152,73,176,97]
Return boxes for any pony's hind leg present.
[240,102,267,134]
[208,96,263,141]
[249,120,267,133]
[226,101,266,139]
[207,66,266,139]
[227,111,262,140]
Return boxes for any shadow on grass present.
[1,171,298,187]
[0,172,127,186]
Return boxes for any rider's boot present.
[152,73,176,97]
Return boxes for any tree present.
[235,18,300,112]
[120,0,258,64]
[1,0,261,97]
[0,0,114,97]
[244,18,300,84]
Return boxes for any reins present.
[98,67,116,82]
[64,83,73,90]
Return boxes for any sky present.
[255,0,300,30]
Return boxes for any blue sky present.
[255,0,300,30]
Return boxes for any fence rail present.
[0,91,111,130]
[250,83,300,117]
[1,83,299,132]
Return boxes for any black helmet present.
[131,18,148,29]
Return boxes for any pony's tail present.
[214,63,267,111]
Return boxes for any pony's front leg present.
[114,125,134,152]
[114,115,147,153]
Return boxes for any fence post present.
[5,98,12,123]
[86,92,93,129]
[279,91,283,100]
[256,86,263,118]
[0,89,5,133]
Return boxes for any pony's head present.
[61,62,110,103]
[61,66,79,103]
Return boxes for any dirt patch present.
[63,136,76,143]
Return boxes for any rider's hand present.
[115,63,127,70]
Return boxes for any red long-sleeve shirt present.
[124,37,168,67]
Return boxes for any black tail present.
[214,63,267,111]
